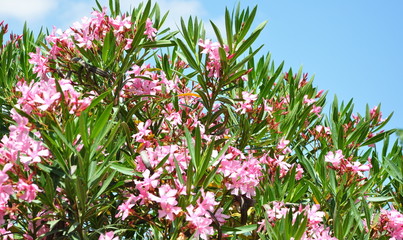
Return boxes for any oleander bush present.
[0,1,402,239]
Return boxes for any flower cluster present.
[259,201,337,239]
[0,2,396,239]
[365,208,403,240]
[217,146,263,197]
[185,191,229,240]
[16,77,93,116]
[325,150,371,177]
[198,39,229,78]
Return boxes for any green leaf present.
[233,20,267,60]
[110,163,140,176]
[222,224,257,234]
[366,196,393,202]
[225,8,233,52]
[362,129,395,146]
[91,103,114,139]
[210,20,224,46]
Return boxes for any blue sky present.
[1,0,402,130]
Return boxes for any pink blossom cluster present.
[0,109,49,166]
[277,137,292,154]
[364,208,403,240]
[217,146,263,197]
[236,91,258,114]
[0,111,48,225]
[45,8,157,60]
[261,154,304,180]
[122,63,178,99]
[325,150,371,177]
[22,212,50,240]
[99,231,118,240]
[259,201,337,239]
[16,77,92,116]
[116,168,229,239]
[302,94,322,117]
[198,39,230,78]
[315,125,331,135]
[115,168,184,221]
[185,190,229,240]
[0,112,49,232]
[370,106,383,123]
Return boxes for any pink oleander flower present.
[134,169,160,190]
[315,125,331,135]
[295,163,304,180]
[325,150,344,168]
[116,195,136,220]
[19,140,50,166]
[219,150,262,198]
[236,91,258,114]
[196,190,219,215]
[186,205,214,240]
[346,161,371,173]
[369,208,403,239]
[17,180,40,202]
[28,47,48,78]
[149,184,181,221]
[109,15,132,33]
[277,138,292,154]
[0,226,13,240]
[260,202,336,239]
[198,39,229,78]
[262,154,301,180]
[99,231,118,240]
[144,18,157,40]
[303,95,316,104]
[132,120,152,142]
[310,105,322,117]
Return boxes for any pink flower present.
[109,15,132,33]
[116,195,135,220]
[0,227,13,240]
[99,231,118,240]
[17,180,40,202]
[158,202,181,221]
[132,120,152,142]
[315,125,330,135]
[311,105,322,117]
[197,38,229,77]
[306,204,325,225]
[277,138,292,154]
[28,47,48,78]
[153,185,178,204]
[325,150,344,168]
[134,169,160,190]
[144,18,157,40]
[19,141,50,166]
[0,164,12,184]
[186,205,214,240]
[149,184,181,220]
[295,164,304,180]
[346,161,371,172]
[196,190,219,214]
[303,95,316,104]
[236,91,258,114]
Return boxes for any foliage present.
[0,1,402,239]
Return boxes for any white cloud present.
[0,0,57,21]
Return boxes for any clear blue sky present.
[1,0,402,130]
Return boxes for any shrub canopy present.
[0,1,402,239]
